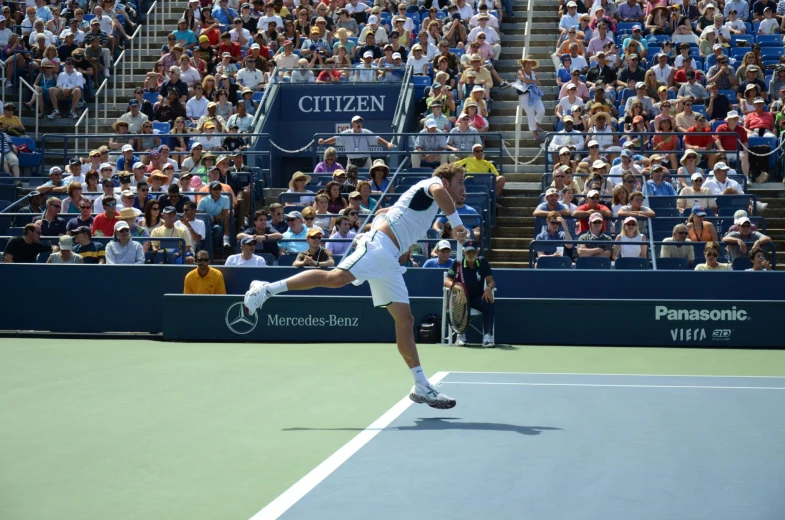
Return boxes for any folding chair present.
[440,272,496,345]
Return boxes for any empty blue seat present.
[536,256,572,269]
[615,257,650,269]
[760,47,785,59]
[143,91,158,104]
[656,257,689,270]
[277,254,296,266]
[152,121,171,134]
[576,256,611,269]
[732,257,752,270]
[756,34,780,47]
[731,34,754,47]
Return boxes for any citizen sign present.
[297,95,386,113]
[654,306,749,322]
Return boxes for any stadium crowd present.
[531,0,780,269]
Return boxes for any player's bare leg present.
[244,269,353,312]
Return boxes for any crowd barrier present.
[1,265,784,336]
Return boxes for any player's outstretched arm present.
[430,184,468,241]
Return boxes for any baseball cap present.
[101,178,114,186]
[49,166,62,175]
[726,110,740,119]
[132,161,145,169]
[632,24,641,31]
[623,216,637,225]
[286,210,303,220]
[591,160,606,170]
[351,115,363,122]
[306,227,324,238]
[691,172,704,181]
[240,236,257,246]
[160,206,176,215]
[691,206,707,216]
[73,225,91,235]
[562,115,574,123]
[621,149,633,158]
[714,161,729,170]
[59,235,73,251]
[425,119,437,129]
[121,144,134,152]
[462,240,477,251]
[368,14,379,24]
[120,189,134,198]
[349,191,361,199]
[589,212,604,223]
[587,189,600,198]
[753,97,766,104]
[128,99,139,107]
[635,81,645,89]
[114,221,130,232]
[587,139,599,148]
[737,216,751,225]
[363,50,373,58]
[436,240,452,251]
[545,187,559,196]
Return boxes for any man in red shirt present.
[316,58,344,83]
[714,110,749,176]
[91,196,120,237]
[573,189,612,233]
[684,115,714,162]
[218,32,243,63]
[744,97,776,138]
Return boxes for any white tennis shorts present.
[337,230,409,308]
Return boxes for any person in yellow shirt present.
[151,206,194,264]
[453,143,506,197]
[0,103,25,136]
[184,250,227,294]
[460,54,493,98]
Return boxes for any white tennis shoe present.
[409,382,456,409]
[244,280,270,315]
[455,332,467,345]
[483,334,495,348]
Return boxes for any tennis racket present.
[447,243,468,334]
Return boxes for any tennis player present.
[244,163,469,409]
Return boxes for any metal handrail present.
[18,78,39,138]
[145,1,159,54]
[113,49,127,111]
[390,65,413,130]
[93,78,109,135]
[74,108,90,155]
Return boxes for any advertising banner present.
[279,85,399,122]
[162,295,443,342]
[501,299,784,348]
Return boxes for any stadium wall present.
[2,265,784,345]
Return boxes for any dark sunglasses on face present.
[624,179,634,184]
[548,221,560,225]
[348,212,358,216]
[80,205,91,209]
[304,217,315,221]
[625,222,637,227]
[50,204,62,209]
[105,203,116,207]
[590,196,600,200]
[197,258,210,263]
[705,252,718,257]
[676,231,688,236]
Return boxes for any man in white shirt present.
[46,59,84,119]
[176,201,206,250]
[179,55,202,95]
[226,100,253,132]
[64,19,86,45]
[468,14,500,44]
[229,16,252,47]
[704,162,743,194]
[258,3,283,29]
[236,57,265,90]
[274,40,299,73]
[27,19,55,47]
[469,6,499,30]
[186,83,208,121]
[0,15,13,47]
[225,236,268,266]
[652,53,674,87]
[454,0,475,21]
[358,15,388,45]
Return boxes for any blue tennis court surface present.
[263,372,785,520]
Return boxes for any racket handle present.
[456,241,463,262]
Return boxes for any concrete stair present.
[484,0,558,268]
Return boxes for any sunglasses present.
[117,228,129,233]
[138,188,149,192]
[589,196,600,200]
[196,258,210,263]
[625,222,637,227]
[548,221,560,225]
[105,203,116,207]
[553,175,565,179]
[304,217,315,221]
[741,223,752,228]
[152,207,160,210]
[676,231,688,236]
[694,179,703,183]
[623,179,635,184]
[286,217,298,221]
[80,205,91,209]
[591,220,603,224]
[50,204,62,209]
[705,252,719,257]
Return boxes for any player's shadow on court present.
[284,418,561,436]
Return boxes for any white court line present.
[448,371,785,379]
[249,371,450,520]
[444,382,785,390]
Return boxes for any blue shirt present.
[535,201,569,212]
[535,229,566,255]
[173,29,197,46]
[279,227,308,254]
[646,179,677,197]
[437,204,479,225]
[197,193,230,217]
[116,155,141,173]
[422,258,453,268]
[36,6,53,22]
[211,6,238,25]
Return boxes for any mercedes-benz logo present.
[225,302,259,335]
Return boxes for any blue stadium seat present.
[760,47,785,59]
[413,75,432,101]
[256,252,276,265]
[648,197,676,209]
[153,121,171,134]
[731,34,754,47]
[10,137,42,173]
[614,257,650,269]
[143,91,158,104]
[756,34,780,47]
[732,257,752,270]
[277,254,296,266]
[730,47,747,60]
[36,251,50,263]
[748,136,777,170]
[535,256,572,269]
[575,256,611,269]
[656,257,689,270]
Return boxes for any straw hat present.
[519,57,539,68]
[591,111,610,125]
[679,149,699,165]
[118,207,137,220]
[288,171,312,189]
[369,158,389,177]
[112,120,129,131]
[201,152,216,165]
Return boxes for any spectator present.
[713,111,749,177]
[197,180,232,248]
[14,190,45,225]
[70,226,104,263]
[722,216,771,260]
[317,115,394,168]
[293,227,334,267]
[139,199,163,235]
[91,195,120,237]
[454,144,506,197]
[237,208,282,257]
[267,203,288,233]
[158,184,187,213]
[412,120,449,168]
[45,58,84,119]
[687,206,720,243]
[184,250,227,293]
[284,171,315,205]
[105,221,144,264]
[315,147,344,173]
[660,223,696,266]
[703,162,743,194]
[548,117,586,159]
[646,165,678,196]
[150,206,194,264]
[618,191,656,218]
[177,200,206,251]
[747,248,773,271]
[534,212,574,265]
[225,236,268,266]
[694,241,731,270]
[37,196,67,238]
[745,96,776,139]
[444,240,496,347]
[324,215,355,256]
[278,210,309,256]
[534,187,572,218]
[36,166,69,199]
[678,173,716,214]
[66,196,94,233]
[117,99,149,133]
[573,190,612,233]
[613,216,648,259]
[118,207,149,249]
[515,57,546,139]
[423,240,455,268]
[2,223,52,263]
[577,212,613,258]
[46,235,83,264]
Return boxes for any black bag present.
[418,313,441,343]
